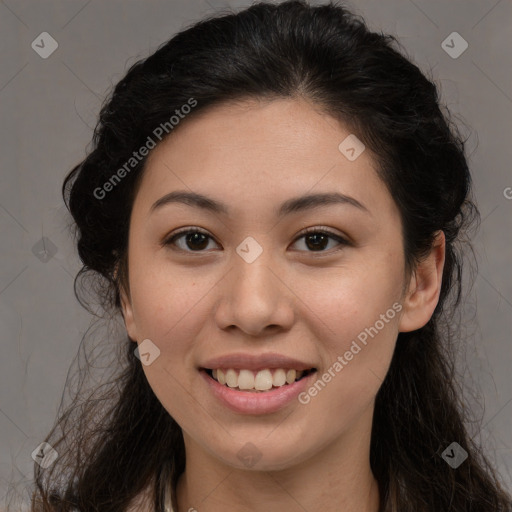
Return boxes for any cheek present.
[128,263,211,420]
[296,256,402,409]
[129,259,213,343]
[127,263,215,402]
[298,300,399,426]
[300,260,403,345]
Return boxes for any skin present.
[120,97,445,512]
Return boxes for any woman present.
[31,1,512,511]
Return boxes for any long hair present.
[28,1,512,510]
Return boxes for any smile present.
[200,366,318,415]
[204,367,316,392]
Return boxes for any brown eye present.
[304,232,330,251]
[182,232,210,251]
[291,228,349,253]
[164,229,219,252]
[163,227,349,254]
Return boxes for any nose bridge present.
[232,240,280,305]
[216,238,294,334]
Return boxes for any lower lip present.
[200,369,316,415]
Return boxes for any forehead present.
[134,97,396,221]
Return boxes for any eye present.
[291,227,349,253]
[163,228,219,252]
[162,226,349,253]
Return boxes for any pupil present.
[306,233,327,251]
[187,232,208,250]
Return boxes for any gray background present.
[0,0,511,508]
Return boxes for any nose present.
[214,249,295,337]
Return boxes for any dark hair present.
[29,1,511,510]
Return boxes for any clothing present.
[164,480,176,512]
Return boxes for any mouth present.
[201,367,317,393]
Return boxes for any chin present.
[209,435,320,472]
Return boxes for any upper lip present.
[200,352,316,372]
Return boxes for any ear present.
[398,230,446,332]
[119,279,139,343]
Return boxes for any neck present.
[175,407,380,512]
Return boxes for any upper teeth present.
[211,368,304,391]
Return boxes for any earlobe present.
[398,230,446,333]
[119,285,139,343]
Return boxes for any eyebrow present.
[150,190,370,217]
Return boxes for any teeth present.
[254,369,273,391]
[238,369,255,390]
[209,368,309,391]
[286,369,296,384]
[226,369,238,388]
[272,368,287,387]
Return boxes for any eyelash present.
[162,226,350,255]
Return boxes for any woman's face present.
[120,97,414,471]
